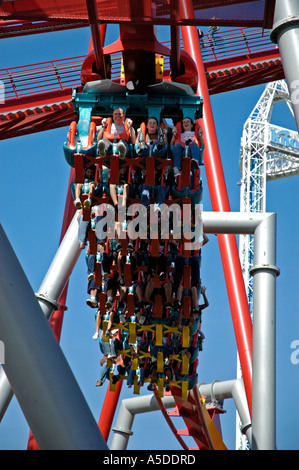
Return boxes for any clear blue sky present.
[0,23,298,451]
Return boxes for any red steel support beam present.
[98,381,123,442]
[170,0,181,81]
[180,1,253,414]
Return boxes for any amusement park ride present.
[0,0,299,451]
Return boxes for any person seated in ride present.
[137,168,170,215]
[72,165,98,210]
[85,231,111,312]
[144,247,173,316]
[135,117,167,157]
[97,108,136,159]
[109,166,130,214]
[86,240,110,285]
[147,334,174,392]
[93,165,110,199]
[170,117,204,177]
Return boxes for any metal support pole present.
[271,0,299,133]
[86,0,106,76]
[170,0,181,80]
[202,211,278,450]
[35,211,81,320]
[180,0,253,415]
[0,224,107,450]
[0,210,81,421]
[251,214,279,450]
[200,379,252,448]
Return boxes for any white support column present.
[0,223,107,450]
[250,214,280,449]
[271,0,299,133]
[0,211,82,421]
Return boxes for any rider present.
[97,108,136,159]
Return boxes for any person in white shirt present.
[97,108,136,159]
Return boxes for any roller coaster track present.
[154,386,227,450]
[0,27,283,140]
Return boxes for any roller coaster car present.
[63,78,205,399]
[63,116,98,167]
[63,78,202,176]
[73,79,202,122]
[63,80,128,167]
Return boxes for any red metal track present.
[154,385,227,450]
[0,28,282,140]
[0,1,275,30]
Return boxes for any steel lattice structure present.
[239,79,299,317]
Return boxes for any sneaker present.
[102,272,109,281]
[95,380,103,387]
[137,131,145,150]
[127,243,134,252]
[74,198,82,209]
[191,159,199,170]
[88,273,94,282]
[173,167,181,177]
[145,303,152,314]
[86,298,98,308]
[126,80,136,92]
[153,203,160,213]
[165,384,171,392]
[138,315,146,325]
[119,314,126,324]
[108,352,117,359]
[117,142,126,159]
[164,357,169,366]
[92,332,99,340]
[147,383,155,391]
[105,299,113,309]
[97,140,106,157]
[159,272,166,282]
[83,198,91,210]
